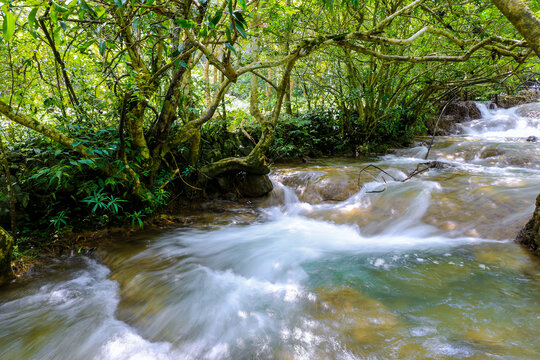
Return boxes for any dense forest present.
[0,0,539,275]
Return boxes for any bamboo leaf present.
[28,7,38,30]
[2,11,15,42]
[225,42,236,55]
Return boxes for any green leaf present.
[95,6,106,17]
[175,19,197,29]
[53,1,68,13]
[79,40,94,52]
[235,21,246,38]
[2,11,15,42]
[225,42,236,55]
[113,0,124,9]
[99,39,106,55]
[238,0,246,10]
[225,26,231,43]
[175,59,187,68]
[211,10,222,26]
[233,11,246,25]
[51,8,58,24]
[28,7,38,30]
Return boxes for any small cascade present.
[460,102,540,138]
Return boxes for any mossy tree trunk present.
[0,226,14,286]
[491,0,540,58]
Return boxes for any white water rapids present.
[1,102,539,359]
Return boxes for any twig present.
[161,153,202,191]
[357,164,399,186]
[425,94,458,160]
[358,161,447,193]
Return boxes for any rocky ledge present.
[498,89,540,109]
[516,194,540,256]
[426,101,481,135]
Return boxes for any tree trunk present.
[491,0,540,58]
[0,100,93,158]
[0,226,14,286]
[204,59,211,106]
[0,134,16,242]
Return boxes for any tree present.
[0,0,536,203]
[492,0,540,58]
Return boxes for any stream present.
[1,103,540,359]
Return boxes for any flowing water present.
[1,103,540,360]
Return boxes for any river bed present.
[1,103,540,359]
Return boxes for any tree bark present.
[491,0,540,58]
[0,225,14,286]
[0,133,16,242]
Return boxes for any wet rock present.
[216,172,274,198]
[498,89,540,108]
[275,171,325,189]
[526,136,538,143]
[426,101,481,135]
[516,102,540,118]
[516,194,540,256]
[301,179,358,203]
[479,148,505,159]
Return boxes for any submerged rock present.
[516,194,540,256]
[479,148,505,159]
[526,136,538,143]
[312,287,401,346]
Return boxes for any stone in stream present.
[478,148,505,159]
[516,194,540,256]
[526,136,538,143]
[312,288,401,344]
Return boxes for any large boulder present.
[426,101,481,135]
[516,194,540,256]
[216,172,274,198]
[0,226,14,285]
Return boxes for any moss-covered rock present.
[498,89,540,109]
[216,172,273,198]
[0,226,14,285]
[516,194,540,256]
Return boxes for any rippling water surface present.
[1,103,540,359]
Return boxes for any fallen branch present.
[358,161,447,193]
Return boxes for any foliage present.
[0,0,538,245]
